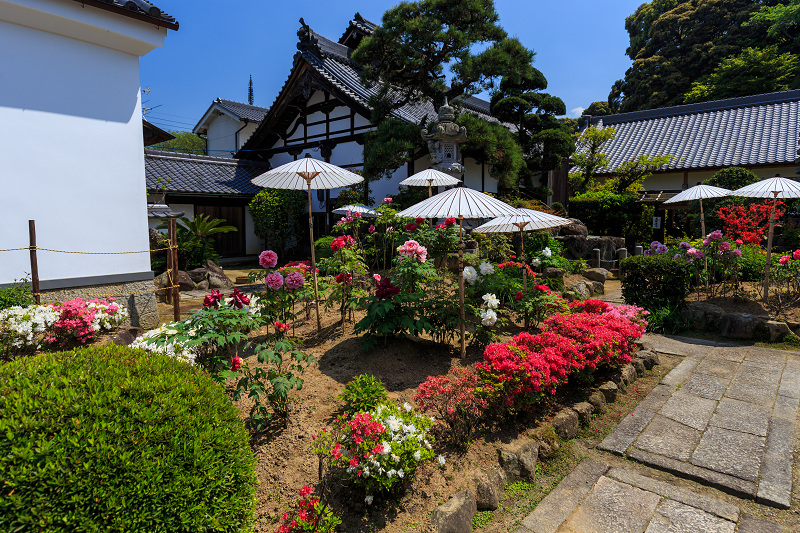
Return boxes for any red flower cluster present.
[436,223,446,229]
[496,261,536,277]
[568,299,611,314]
[277,486,333,533]
[203,289,224,308]
[445,217,456,226]
[279,260,317,275]
[335,273,353,285]
[231,355,242,371]
[717,200,786,244]
[331,235,356,252]
[375,276,400,299]
[415,218,425,224]
[274,321,290,333]
[230,288,250,309]
[405,223,418,231]
[414,367,487,442]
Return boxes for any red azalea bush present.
[277,486,340,533]
[568,299,612,314]
[45,297,126,346]
[413,366,487,444]
[716,200,786,244]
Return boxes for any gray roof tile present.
[214,98,269,122]
[145,150,268,196]
[586,90,800,173]
[77,0,178,28]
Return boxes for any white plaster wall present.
[206,114,241,157]
[238,121,260,149]
[329,106,350,120]
[641,165,798,191]
[0,17,157,284]
[244,208,261,254]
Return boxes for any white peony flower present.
[480,308,498,326]
[479,262,495,275]
[463,266,478,285]
[482,293,500,309]
[531,258,541,267]
[542,247,552,258]
[365,495,374,505]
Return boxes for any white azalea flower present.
[403,402,412,412]
[414,450,421,462]
[438,455,446,467]
[479,262,495,275]
[398,469,405,479]
[463,266,478,285]
[482,293,500,309]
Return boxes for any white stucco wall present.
[0,1,166,286]
[640,165,798,191]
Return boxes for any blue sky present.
[140,0,645,133]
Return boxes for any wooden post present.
[169,218,180,321]
[28,220,40,304]
[519,225,529,329]
[763,192,779,303]
[305,179,322,332]
[165,222,173,305]
[459,215,465,358]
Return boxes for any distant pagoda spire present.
[248,75,254,105]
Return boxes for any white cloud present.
[569,107,585,118]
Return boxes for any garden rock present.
[202,260,234,289]
[720,313,760,339]
[583,268,609,283]
[177,271,196,291]
[561,235,592,259]
[623,364,638,386]
[560,219,588,236]
[111,330,136,346]
[587,236,625,261]
[589,280,604,295]
[542,267,564,279]
[571,280,593,300]
[473,469,507,510]
[196,280,209,291]
[499,440,538,482]
[764,320,791,342]
[599,381,618,403]
[636,349,659,369]
[631,358,646,378]
[552,408,578,440]
[588,391,607,414]
[187,268,208,283]
[572,402,594,426]
[431,489,477,533]
[685,302,725,330]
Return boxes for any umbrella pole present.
[459,215,465,358]
[520,227,529,329]
[763,192,779,304]
[700,198,709,295]
[428,179,433,198]
[306,181,322,332]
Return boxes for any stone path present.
[514,334,797,532]
[516,460,782,533]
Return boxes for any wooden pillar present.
[28,220,40,304]
[459,215,465,358]
[169,218,180,321]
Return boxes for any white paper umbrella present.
[474,208,571,326]
[400,169,462,197]
[397,187,518,357]
[251,156,364,331]
[664,184,732,239]
[732,175,800,302]
[332,204,379,218]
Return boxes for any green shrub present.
[314,235,335,259]
[738,244,766,282]
[620,254,691,310]
[646,305,693,334]
[338,374,390,415]
[0,345,257,532]
[0,277,33,310]
[570,191,655,246]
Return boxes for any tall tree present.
[613,0,785,112]
[568,126,615,194]
[248,75,254,105]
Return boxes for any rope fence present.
[3,219,183,321]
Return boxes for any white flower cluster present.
[480,308,498,326]
[463,266,477,285]
[482,293,499,309]
[130,321,198,364]
[479,262,495,276]
[0,305,60,350]
[86,300,128,332]
[542,247,552,258]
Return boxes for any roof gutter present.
[234,119,250,154]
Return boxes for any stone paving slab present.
[598,340,797,508]
[518,461,783,533]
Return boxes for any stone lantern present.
[421,99,467,177]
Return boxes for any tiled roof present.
[584,90,800,174]
[75,0,178,29]
[145,150,269,196]
[214,99,269,122]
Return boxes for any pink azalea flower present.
[383,197,393,203]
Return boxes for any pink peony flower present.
[436,223,446,229]
[274,321,290,333]
[354,212,362,219]
[285,270,305,290]
[265,271,284,290]
[779,255,791,265]
[515,291,524,301]
[719,241,731,251]
[373,274,381,283]
[383,197,393,203]
[793,249,800,261]
[736,239,743,245]
[368,225,376,233]
[259,250,278,269]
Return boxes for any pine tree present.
[248,75,254,105]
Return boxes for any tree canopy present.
[611,0,797,112]
[149,130,205,155]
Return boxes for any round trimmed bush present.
[0,345,256,532]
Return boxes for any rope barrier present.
[31,245,174,255]
[32,284,180,299]
[0,247,30,252]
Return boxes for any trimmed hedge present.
[569,191,654,246]
[620,254,691,310]
[0,345,256,532]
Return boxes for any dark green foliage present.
[249,189,306,260]
[248,74,254,105]
[705,166,761,191]
[569,191,655,246]
[149,130,206,155]
[388,186,430,211]
[646,304,693,334]
[457,113,524,190]
[620,254,692,310]
[738,244,767,282]
[338,374,390,415]
[615,0,794,111]
[473,232,514,263]
[362,118,422,187]
[314,236,335,259]
[0,345,257,532]
[334,184,375,210]
[161,214,238,270]
[0,277,33,310]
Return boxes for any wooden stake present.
[169,218,180,322]
[28,220,40,304]
[305,179,322,332]
[459,215,465,358]
[763,192,779,303]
